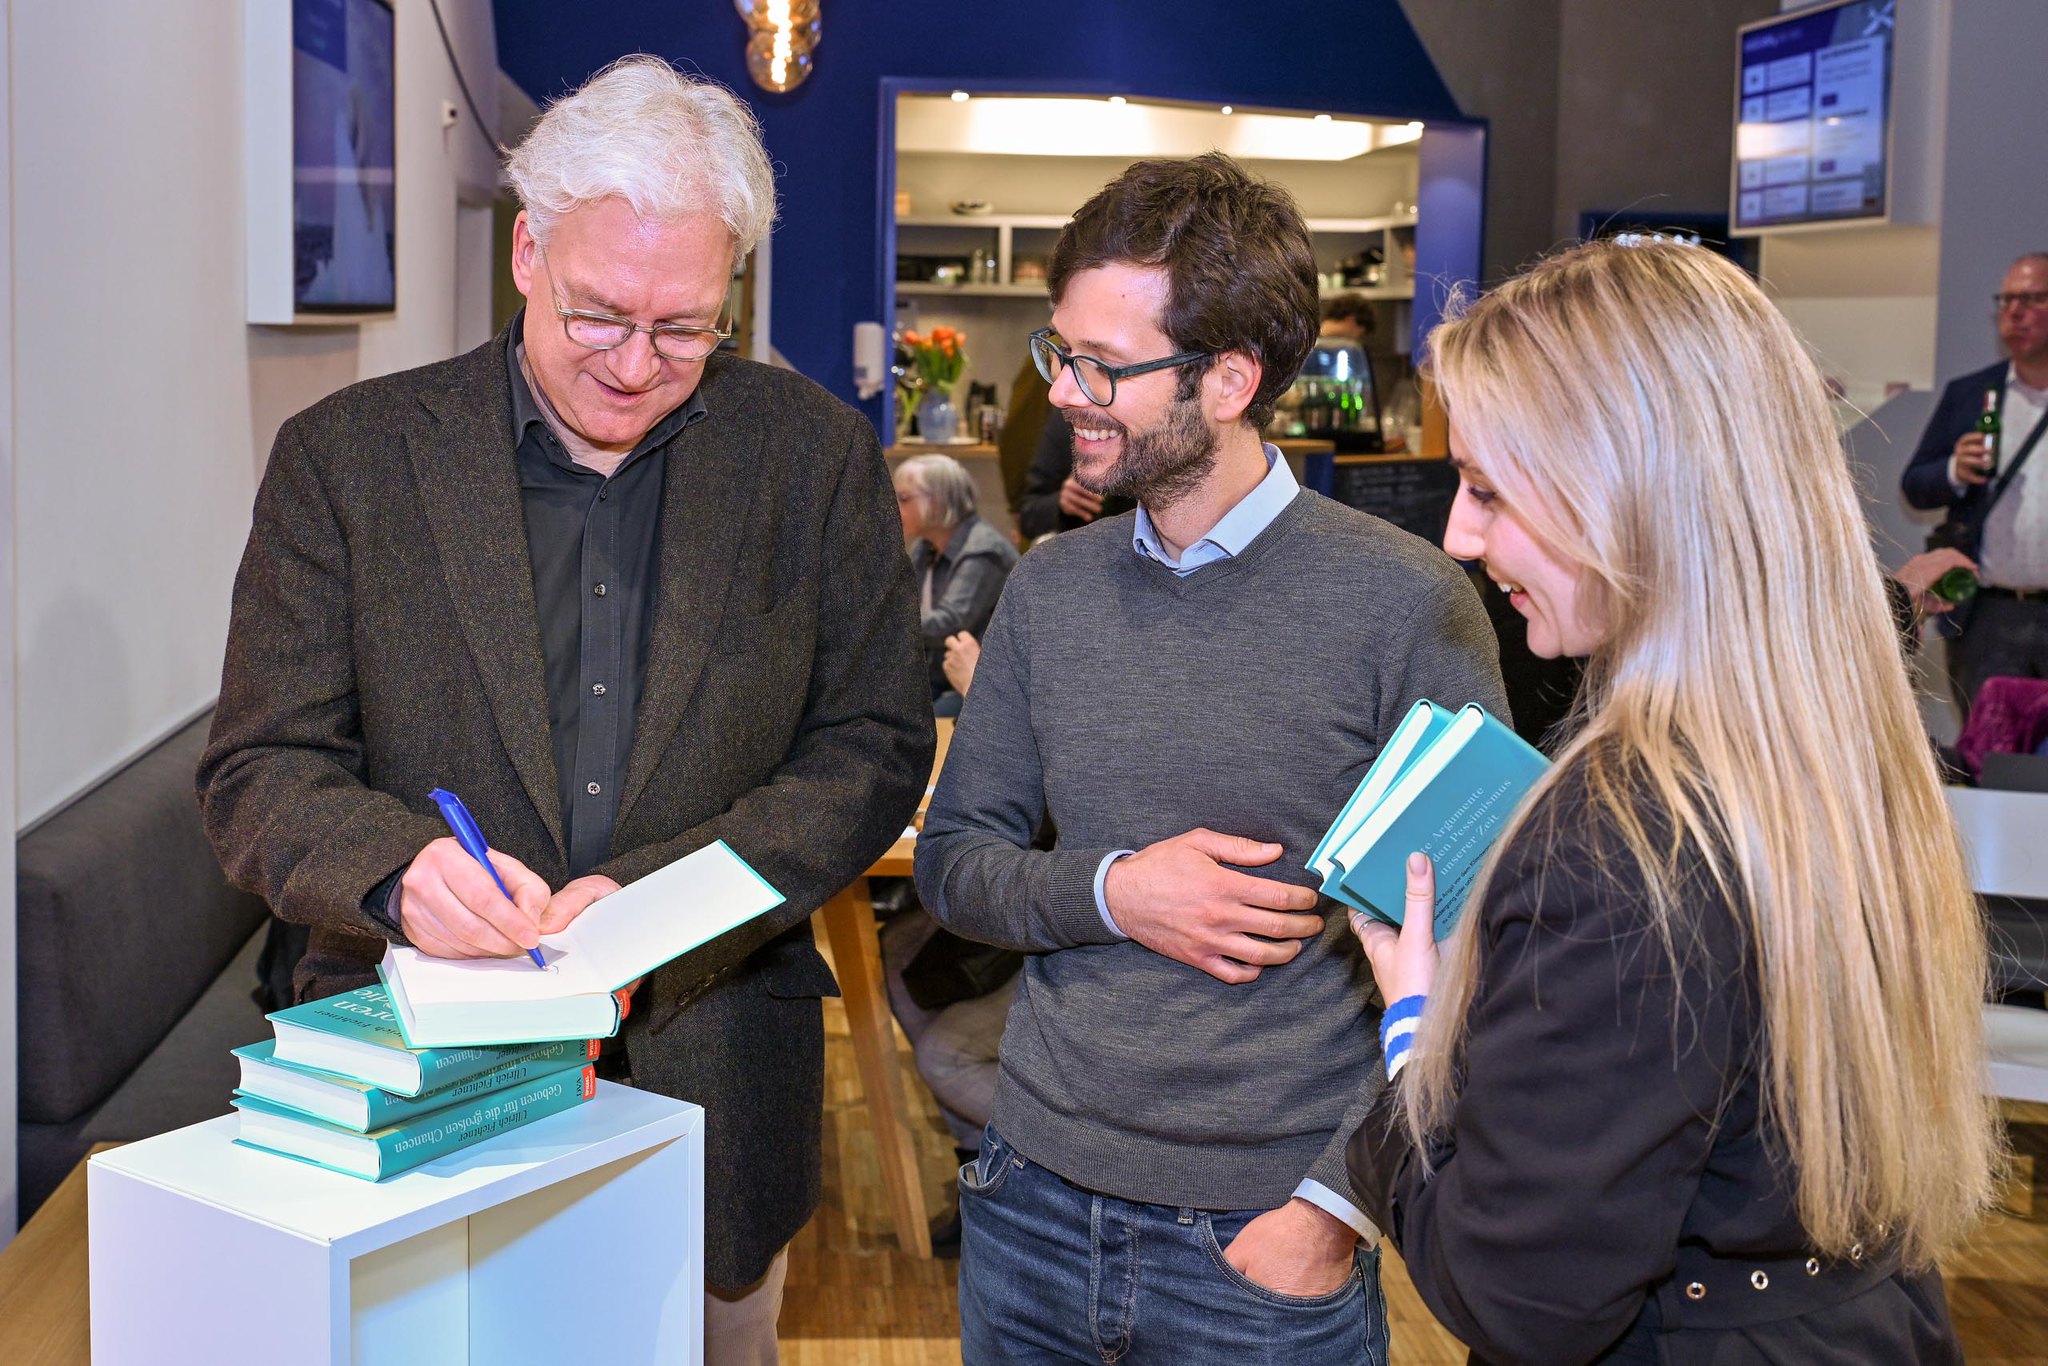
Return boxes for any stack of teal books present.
[231,983,599,1181]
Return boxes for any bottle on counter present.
[1978,387,2002,478]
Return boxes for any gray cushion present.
[84,926,270,1143]
[15,712,268,1123]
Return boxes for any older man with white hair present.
[200,56,932,1362]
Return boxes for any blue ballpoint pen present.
[427,787,549,969]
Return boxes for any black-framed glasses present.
[1028,326,1209,407]
[1993,290,2048,312]
[541,251,731,361]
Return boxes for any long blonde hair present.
[1405,240,1998,1268]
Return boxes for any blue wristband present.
[1380,993,1427,1075]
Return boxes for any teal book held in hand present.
[1312,701,1548,939]
[266,983,588,1097]
[233,1061,598,1181]
[231,1036,599,1131]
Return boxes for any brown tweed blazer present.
[199,328,934,1287]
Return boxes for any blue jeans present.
[957,1125,1388,1364]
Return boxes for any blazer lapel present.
[616,389,761,825]
[408,343,566,860]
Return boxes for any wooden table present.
[813,720,952,1260]
[0,1143,111,1365]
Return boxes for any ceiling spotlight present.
[1314,113,1332,124]
[1220,105,1233,115]
[950,89,969,102]
[1109,95,1126,106]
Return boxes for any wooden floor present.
[784,989,2048,1364]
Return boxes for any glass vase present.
[918,390,960,444]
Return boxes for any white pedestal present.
[88,1082,702,1365]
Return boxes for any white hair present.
[503,55,776,257]
[895,455,978,529]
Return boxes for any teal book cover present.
[1331,705,1548,938]
[234,1062,598,1180]
[1311,701,1463,914]
[1308,699,1454,883]
[267,982,584,1096]
[233,1036,599,1131]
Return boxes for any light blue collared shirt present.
[1086,448,1375,1242]
[1129,443,1300,576]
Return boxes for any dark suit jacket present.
[1346,768,1959,1364]
[199,328,935,1288]
[1900,360,2006,518]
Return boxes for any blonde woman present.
[1345,241,1998,1364]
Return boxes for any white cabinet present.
[88,1083,703,1366]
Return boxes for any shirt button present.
[591,683,607,696]
[593,583,608,597]
[586,781,602,796]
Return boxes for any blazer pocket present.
[755,935,842,1000]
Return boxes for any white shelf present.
[896,212,1070,230]
[896,282,1048,299]
[1320,283,1415,301]
[1304,214,1418,233]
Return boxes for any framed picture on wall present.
[245,0,398,323]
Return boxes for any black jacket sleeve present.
[1347,783,1752,1363]
[1015,408,1075,540]
[1901,368,1998,513]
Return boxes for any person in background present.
[876,903,1019,1258]
[894,453,1020,711]
[917,152,1506,1363]
[997,356,1052,514]
[1892,546,1982,639]
[1319,291,1376,344]
[198,58,932,1365]
[1347,240,1995,1363]
[1014,408,1136,538]
[1901,252,2048,710]
[941,631,980,696]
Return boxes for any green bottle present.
[1929,567,1979,604]
[1978,387,2001,478]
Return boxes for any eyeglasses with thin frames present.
[540,248,732,361]
[1028,326,1209,407]
[1993,291,2048,313]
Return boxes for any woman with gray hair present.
[893,455,1020,710]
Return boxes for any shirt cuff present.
[1293,1179,1372,1242]
[1947,456,1968,497]
[362,868,412,945]
[1092,850,1136,939]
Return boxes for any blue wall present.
[494,1,1471,424]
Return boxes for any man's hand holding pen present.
[397,836,551,960]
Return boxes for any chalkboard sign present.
[1328,456,1459,546]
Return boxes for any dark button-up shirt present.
[508,318,705,877]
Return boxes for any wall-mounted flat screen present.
[292,0,395,311]
[1731,0,1894,235]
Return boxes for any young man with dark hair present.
[915,152,1507,1361]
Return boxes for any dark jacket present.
[198,328,934,1288]
[910,512,1019,694]
[1900,360,2007,520]
[1014,409,1135,539]
[1346,767,1960,1365]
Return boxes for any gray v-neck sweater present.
[915,489,1508,1220]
